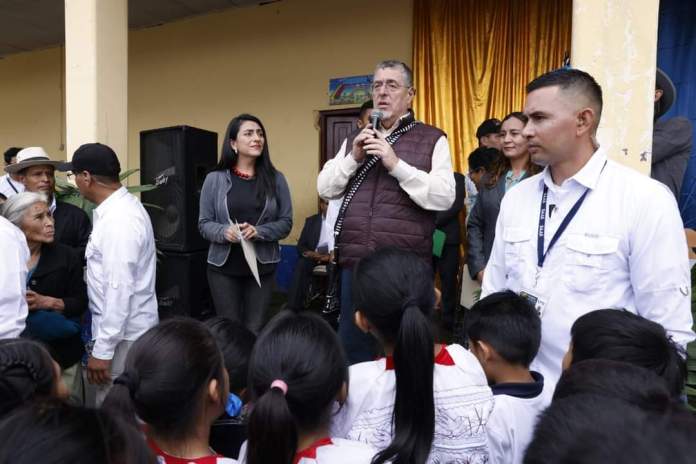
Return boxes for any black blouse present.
[26,242,88,368]
[211,173,275,276]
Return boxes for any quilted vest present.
[338,123,445,268]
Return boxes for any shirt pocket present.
[502,227,534,288]
[562,233,619,293]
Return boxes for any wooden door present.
[318,107,361,167]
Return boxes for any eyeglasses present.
[371,80,409,93]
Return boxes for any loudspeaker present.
[140,125,218,252]
[156,250,213,320]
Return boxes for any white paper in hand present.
[231,219,261,287]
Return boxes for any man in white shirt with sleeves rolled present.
[482,68,695,395]
[58,143,158,405]
[0,215,30,339]
[317,60,455,364]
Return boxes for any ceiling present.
[0,0,275,57]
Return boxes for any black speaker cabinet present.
[156,250,212,320]
[140,126,217,252]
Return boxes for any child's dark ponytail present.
[246,381,296,464]
[353,248,436,464]
[381,303,435,464]
[246,311,348,464]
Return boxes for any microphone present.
[370,110,383,131]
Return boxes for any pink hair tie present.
[271,379,288,396]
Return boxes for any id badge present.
[519,289,548,318]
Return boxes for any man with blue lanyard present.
[482,68,695,396]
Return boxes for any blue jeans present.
[338,268,377,364]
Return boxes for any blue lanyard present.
[7,176,18,193]
[537,160,607,269]
[537,186,589,268]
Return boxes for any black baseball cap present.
[58,143,121,176]
[476,118,502,139]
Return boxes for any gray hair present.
[1,191,49,228]
[375,60,414,87]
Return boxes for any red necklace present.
[232,167,254,179]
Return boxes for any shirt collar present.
[49,196,57,214]
[490,371,544,398]
[383,345,454,370]
[94,186,128,219]
[380,110,414,136]
[540,145,608,191]
[506,170,526,181]
[293,437,333,464]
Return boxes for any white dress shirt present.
[86,187,158,360]
[317,122,455,211]
[318,198,342,253]
[331,344,493,463]
[486,393,548,464]
[316,214,335,252]
[482,146,695,390]
[0,174,24,199]
[0,216,29,339]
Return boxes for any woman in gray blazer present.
[467,112,540,283]
[199,114,292,333]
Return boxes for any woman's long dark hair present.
[352,248,436,464]
[102,318,226,442]
[485,112,540,188]
[246,311,348,464]
[0,339,57,418]
[215,113,278,201]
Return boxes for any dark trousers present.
[434,244,460,328]
[207,267,275,334]
[286,256,316,311]
[338,268,376,364]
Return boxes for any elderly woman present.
[1,192,87,374]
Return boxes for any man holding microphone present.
[318,60,455,363]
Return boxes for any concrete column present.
[65,0,128,169]
[571,0,660,174]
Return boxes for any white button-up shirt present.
[316,214,335,252]
[86,187,158,360]
[482,147,695,388]
[0,216,29,338]
[0,174,24,199]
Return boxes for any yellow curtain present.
[412,0,572,172]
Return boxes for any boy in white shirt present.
[466,291,548,464]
